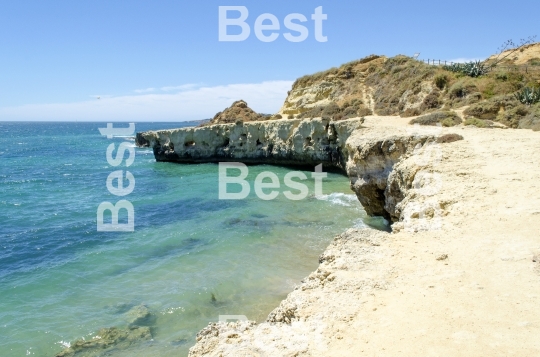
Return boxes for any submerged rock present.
[125,304,153,327]
[55,326,152,357]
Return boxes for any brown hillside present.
[487,42,540,65]
[279,44,540,130]
[203,100,270,126]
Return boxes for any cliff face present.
[136,118,361,170]
[187,125,540,357]
[343,127,462,221]
[136,119,461,222]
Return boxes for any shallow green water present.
[0,122,387,357]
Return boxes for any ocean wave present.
[315,192,359,207]
[353,218,368,228]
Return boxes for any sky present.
[0,0,538,121]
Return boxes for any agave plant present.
[461,61,489,77]
[515,87,540,105]
[443,61,489,77]
[442,63,463,73]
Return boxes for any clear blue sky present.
[0,0,537,121]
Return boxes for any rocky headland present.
[179,117,540,357]
[132,45,540,356]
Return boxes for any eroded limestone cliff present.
[136,118,361,170]
[185,122,540,357]
[136,118,461,222]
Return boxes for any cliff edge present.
[187,116,540,357]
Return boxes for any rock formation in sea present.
[55,305,155,357]
[136,118,462,222]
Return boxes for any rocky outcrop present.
[204,100,267,126]
[136,117,362,170]
[55,326,152,357]
[188,124,540,357]
[137,119,468,357]
[55,305,156,357]
[344,128,461,221]
[188,228,392,357]
[137,119,462,222]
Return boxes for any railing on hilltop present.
[419,58,540,73]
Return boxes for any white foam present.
[56,341,71,348]
[315,193,358,207]
[353,218,368,228]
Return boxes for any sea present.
[0,122,387,357]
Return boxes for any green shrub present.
[275,114,282,119]
[527,58,540,66]
[448,80,478,99]
[434,74,449,89]
[514,87,540,105]
[464,118,491,128]
[287,114,295,119]
[420,89,441,111]
[518,103,540,130]
[409,111,462,126]
[400,108,421,117]
[443,63,463,73]
[466,92,483,104]
[342,106,358,118]
[497,105,529,128]
[464,101,499,120]
[321,102,341,117]
[464,95,518,120]
[357,107,373,117]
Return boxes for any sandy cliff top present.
[189,117,540,356]
[487,42,540,65]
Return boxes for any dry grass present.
[364,56,438,115]
[284,50,540,127]
[297,98,371,120]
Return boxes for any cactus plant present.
[443,60,489,77]
[514,87,540,105]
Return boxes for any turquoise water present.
[0,122,386,357]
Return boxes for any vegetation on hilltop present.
[280,42,540,130]
[201,100,273,126]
